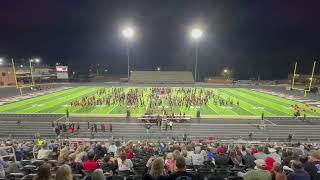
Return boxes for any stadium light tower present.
[29,58,41,63]
[223,68,231,79]
[29,58,41,86]
[122,27,135,80]
[191,28,203,82]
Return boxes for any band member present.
[66,109,69,121]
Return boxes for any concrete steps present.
[0,119,319,142]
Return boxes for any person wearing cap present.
[287,160,311,180]
[242,159,272,180]
[304,150,320,180]
[214,146,229,167]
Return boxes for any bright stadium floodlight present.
[30,58,40,63]
[191,28,203,39]
[190,27,203,82]
[122,27,134,39]
[157,67,161,71]
[0,58,3,63]
[223,68,231,79]
[29,58,41,86]
[122,26,135,80]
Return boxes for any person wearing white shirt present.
[117,154,133,171]
[108,143,117,155]
[192,146,204,166]
[37,143,52,159]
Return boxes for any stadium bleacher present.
[130,71,194,84]
[1,137,319,180]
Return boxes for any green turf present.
[0,86,319,117]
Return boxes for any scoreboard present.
[56,66,69,79]
[56,66,68,72]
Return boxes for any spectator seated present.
[0,138,319,180]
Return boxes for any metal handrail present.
[0,146,16,162]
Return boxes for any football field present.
[0,86,319,117]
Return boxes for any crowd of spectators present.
[0,138,320,180]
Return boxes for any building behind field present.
[130,71,194,84]
[205,76,233,84]
[0,66,15,86]
[288,73,320,84]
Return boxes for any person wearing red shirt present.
[82,152,99,171]
[69,123,75,133]
[100,123,105,133]
[218,146,225,154]
[147,145,153,153]
[265,157,275,171]
[125,148,134,159]
[109,123,113,133]
[251,148,258,155]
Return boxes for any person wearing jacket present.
[287,160,311,180]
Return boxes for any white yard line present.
[106,104,119,114]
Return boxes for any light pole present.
[29,58,40,86]
[224,69,228,79]
[191,28,203,82]
[122,27,134,80]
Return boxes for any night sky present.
[1,0,320,80]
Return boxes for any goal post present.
[11,59,36,95]
[11,58,19,90]
[291,61,317,97]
